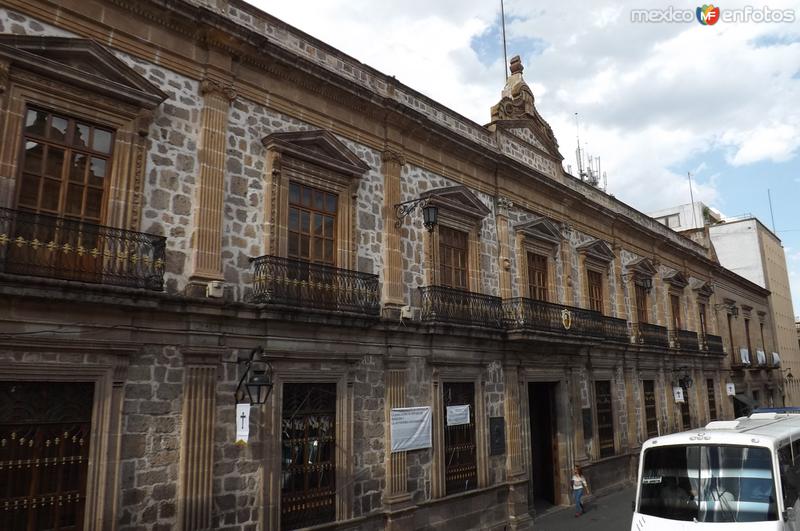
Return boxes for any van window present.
[639,445,778,522]
[779,444,800,511]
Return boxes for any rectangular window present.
[699,303,708,336]
[439,226,468,289]
[670,294,682,330]
[443,382,477,495]
[635,283,649,324]
[595,380,614,458]
[587,270,604,313]
[526,252,548,301]
[288,182,337,265]
[681,391,691,430]
[643,380,658,438]
[752,389,760,406]
[707,379,717,421]
[744,318,753,356]
[281,383,336,530]
[17,107,113,223]
[727,313,735,360]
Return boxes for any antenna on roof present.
[575,113,584,178]
[500,0,509,81]
[768,188,777,233]
[688,171,697,228]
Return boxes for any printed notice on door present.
[390,406,432,452]
[446,404,470,426]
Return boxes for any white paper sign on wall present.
[726,383,736,396]
[446,405,470,426]
[673,386,685,403]
[390,407,432,453]
[236,403,250,445]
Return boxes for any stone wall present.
[406,356,433,504]
[351,355,387,518]
[484,361,507,486]
[118,346,184,531]
[211,350,263,530]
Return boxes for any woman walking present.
[572,465,590,516]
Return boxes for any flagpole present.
[500,0,508,79]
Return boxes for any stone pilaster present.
[178,348,221,531]
[560,230,574,306]
[188,78,236,287]
[382,151,406,317]
[613,245,625,318]
[624,367,638,450]
[496,197,513,299]
[385,365,410,500]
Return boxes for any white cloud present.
[245,0,800,214]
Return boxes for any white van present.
[632,412,800,530]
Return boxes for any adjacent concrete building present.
[0,1,785,530]
[652,203,800,405]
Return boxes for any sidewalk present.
[534,485,636,531]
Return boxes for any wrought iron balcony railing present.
[0,207,165,290]
[678,330,699,351]
[250,255,380,316]
[705,334,724,355]
[418,286,503,328]
[632,322,669,348]
[503,298,604,337]
[603,316,630,343]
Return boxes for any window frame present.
[287,180,338,266]
[587,269,605,313]
[594,380,615,459]
[438,225,469,290]
[635,283,649,324]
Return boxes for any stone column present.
[571,367,587,460]
[578,253,588,308]
[188,78,236,292]
[496,197,513,299]
[382,151,406,318]
[178,348,221,531]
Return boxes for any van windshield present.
[638,444,778,522]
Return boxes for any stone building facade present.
[0,1,782,530]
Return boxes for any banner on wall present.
[390,407,432,452]
[673,386,685,403]
[726,383,736,396]
[236,403,250,444]
[446,405,470,426]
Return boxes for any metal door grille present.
[281,383,336,530]
[643,380,658,438]
[595,380,615,458]
[707,379,717,421]
[443,382,477,495]
[0,382,93,531]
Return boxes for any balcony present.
[632,322,669,347]
[250,255,380,316]
[705,334,724,355]
[418,286,503,328]
[0,207,165,290]
[668,329,700,351]
[603,316,630,343]
[503,298,605,337]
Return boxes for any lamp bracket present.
[394,197,431,229]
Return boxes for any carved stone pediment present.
[262,129,369,177]
[421,185,491,221]
[515,216,562,245]
[0,35,166,108]
[690,278,714,298]
[626,257,657,277]
[664,270,689,289]
[577,239,615,263]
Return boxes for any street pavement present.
[534,485,637,531]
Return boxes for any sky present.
[247,0,800,317]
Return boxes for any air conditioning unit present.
[400,305,420,320]
[206,280,225,298]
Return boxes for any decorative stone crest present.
[561,308,572,330]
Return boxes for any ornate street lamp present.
[395,197,439,232]
[235,346,274,405]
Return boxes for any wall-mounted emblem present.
[561,308,572,330]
